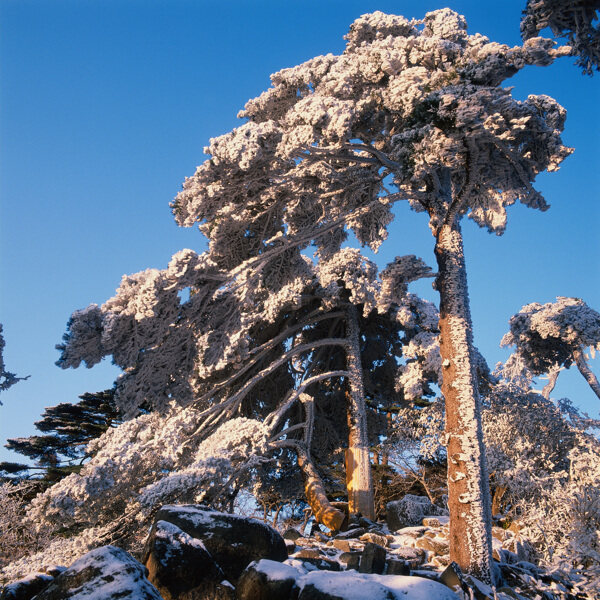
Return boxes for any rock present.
[333,527,365,540]
[386,559,410,575]
[0,573,54,600]
[359,532,388,547]
[331,539,351,552]
[295,549,325,560]
[422,515,450,527]
[154,504,287,583]
[440,561,466,594]
[297,571,460,600]
[285,540,297,555]
[358,517,377,529]
[415,536,449,556]
[236,559,301,600]
[389,547,426,568]
[283,528,303,541]
[295,558,341,572]
[33,546,162,600]
[339,552,361,571]
[142,519,225,600]
[358,542,387,575]
[386,495,445,532]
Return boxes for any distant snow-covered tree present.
[171,8,572,581]
[521,0,600,74]
[502,297,600,400]
[0,324,27,397]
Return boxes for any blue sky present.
[1,0,599,463]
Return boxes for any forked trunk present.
[434,220,494,584]
[345,304,375,519]
[574,348,600,401]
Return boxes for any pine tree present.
[0,389,120,487]
[170,9,571,581]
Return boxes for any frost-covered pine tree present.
[53,239,438,538]
[171,9,572,581]
[502,297,600,400]
[521,0,600,74]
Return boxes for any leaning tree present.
[502,297,600,400]
[171,8,572,581]
[54,240,439,533]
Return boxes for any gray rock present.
[236,559,300,600]
[358,542,387,575]
[386,495,445,532]
[154,504,287,583]
[33,546,162,600]
[283,528,303,541]
[142,519,225,600]
[390,547,426,568]
[339,552,361,571]
[386,558,410,575]
[333,527,365,540]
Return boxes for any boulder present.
[297,572,460,600]
[338,552,361,571]
[389,547,426,568]
[142,519,227,600]
[333,527,365,540]
[358,542,387,575]
[32,546,162,600]
[359,532,388,547]
[154,504,287,583]
[236,559,301,600]
[386,559,410,576]
[386,495,445,532]
[0,573,54,600]
[283,528,303,542]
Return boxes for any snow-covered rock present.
[142,519,230,600]
[386,495,446,532]
[297,571,460,600]
[153,504,288,583]
[31,546,162,600]
[0,572,54,600]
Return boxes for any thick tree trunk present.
[434,220,495,584]
[345,304,375,519]
[574,348,600,401]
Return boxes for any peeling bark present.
[434,220,494,584]
[574,348,600,401]
[345,304,375,519]
[295,444,346,531]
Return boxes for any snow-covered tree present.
[502,297,600,400]
[171,9,572,581]
[54,239,438,536]
[521,0,600,74]
[0,324,27,397]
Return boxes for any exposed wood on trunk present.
[574,347,600,401]
[434,220,494,584]
[345,304,375,519]
[295,444,346,531]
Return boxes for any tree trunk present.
[345,304,375,519]
[295,444,346,531]
[574,348,600,401]
[542,366,560,400]
[434,220,495,584]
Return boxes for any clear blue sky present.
[1,0,599,463]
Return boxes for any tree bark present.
[295,444,346,531]
[345,304,375,519]
[542,366,560,400]
[574,348,600,401]
[434,220,495,584]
